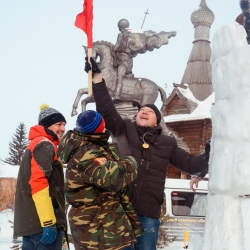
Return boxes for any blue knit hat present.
[76,110,105,133]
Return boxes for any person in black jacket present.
[86,57,209,250]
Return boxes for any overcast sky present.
[0,0,241,159]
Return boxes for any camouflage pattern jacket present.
[57,129,143,250]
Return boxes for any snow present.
[164,89,214,123]
[0,210,33,250]
[0,164,20,249]
[0,209,75,250]
[202,22,250,250]
[0,209,175,250]
[0,210,15,249]
[0,161,19,178]
[0,162,72,250]
[178,83,201,103]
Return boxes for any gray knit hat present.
[38,104,66,128]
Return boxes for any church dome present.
[191,0,214,27]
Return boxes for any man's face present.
[48,122,66,139]
[135,107,157,127]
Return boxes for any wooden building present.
[0,178,17,211]
[163,0,214,179]
[0,162,18,212]
[163,85,213,179]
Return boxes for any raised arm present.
[87,57,125,136]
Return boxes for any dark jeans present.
[123,246,133,250]
[22,228,63,250]
[134,215,160,250]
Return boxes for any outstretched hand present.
[84,57,101,77]
[190,177,200,192]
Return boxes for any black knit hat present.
[38,104,66,128]
[141,104,161,125]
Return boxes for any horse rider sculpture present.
[113,19,133,100]
[71,18,176,121]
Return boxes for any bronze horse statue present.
[71,40,168,116]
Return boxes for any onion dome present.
[191,0,214,28]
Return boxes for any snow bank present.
[203,22,250,250]
[0,161,19,178]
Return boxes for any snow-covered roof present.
[178,83,200,104]
[0,161,19,178]
[164,91,214,123]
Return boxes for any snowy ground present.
[0,209,196,250]
[0,162,191,250]
[0,209,19,250]
[0,209,75,250]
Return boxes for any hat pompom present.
[38,104,66,127]
[40,103,50,111]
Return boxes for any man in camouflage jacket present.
[57,110,143,250]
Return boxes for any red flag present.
[75,0,93,48]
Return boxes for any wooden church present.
[163,0,214,179]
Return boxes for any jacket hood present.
[28,125,59,145]
[57,130,109,164]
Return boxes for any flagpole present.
[88,48,93,96]
[74,0,93,96]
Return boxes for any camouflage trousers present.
[68,201,136,250]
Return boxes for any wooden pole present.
[88,48,93,96]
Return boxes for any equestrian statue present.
[71,19,176,123]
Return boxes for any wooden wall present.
[166,118,212,179]
[164,93,198,116]
[166,95,189,115]
[0,178,17,211]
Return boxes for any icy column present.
[202,22,250,250]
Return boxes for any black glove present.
[84,57,91,73]
[84,57,101,76]
[205,140,210,161]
